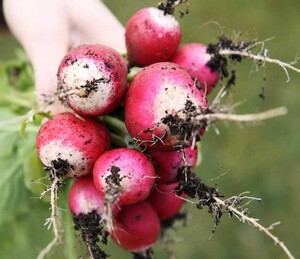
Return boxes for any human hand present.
[3,0,126,114]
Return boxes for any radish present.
[69,176,106,216]
[36,113,110,258]
[110,201,160,252]
[57,44,128,116]
[125,7,181,67]
[147,182,184,220]
[125,62,208,151]
[36,112,110,178]
[68,177,112,259]
[170,43,220,95]
[93,148,156,206]
[147,146,198,183]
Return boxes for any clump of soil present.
[44,158,72,190]
[161,211,188,230]
[73,210,109,259]
[104,165,125,205]
[132,248,154,259]
[158,0,189,17]
[105,166,123,187]
[79,77,112,98]
[175,166,224,228]
[160,98,206,148]
[45,158,73,179]
[207,35,254,89]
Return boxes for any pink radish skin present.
[125,7,181,67]
[57,44,128,116]
[93,148,155,206]
[110,201,160,252]
[147,183,184,220]
[68,176,119,217]
[171,43,219,95]
[68,177,106,216]
[36,112,110,178]
[147,146,198,184]
[125,62,208,151]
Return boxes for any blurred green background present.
[0,0,300,258]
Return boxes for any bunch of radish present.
[35,1,235,258]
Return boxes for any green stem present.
[103,116,140,149]
[109,132,128,148]
[127,66,141,81]
[61,184,78,259]
[102,115,128,137]
[0,91,34,109]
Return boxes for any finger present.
[4,0,69,113]
[4,0,69,94]
[66,0,126,53]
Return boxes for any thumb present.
[4,0,69,114]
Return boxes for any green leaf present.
[0,50,35,116]
[19,119,28,137]
[0,49,65,258]
[0,53,44,224]
[19,110,50,137]
[61,184,80,259]
[34,111,52,122]
[0,49,34,92]
[0,199,56,259]
[0,146,28,223]
[22,149,48,199]
[0,131,19,157]
[0,109,45,224]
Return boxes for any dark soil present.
[161,211,188,230]
[158,0,189,16]
[207,35,254,90]
[45,158,72,186]
[80,77,111,98]
[175,166,224,228]
[105,166,123,187]
[132,248,154,259]
[160,98,206,148]
[73,210,109,259]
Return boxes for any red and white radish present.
[171,43,220,95]
[36,112,110,178]
[57,44,128,116]
[68,176,106,216]
[125,62,208,151]
[147,182,184,220]
[93,148,155,206]
[110,201,160,252]
[69,177,115,259]
[125,7,181,67]
[147,146,198,184]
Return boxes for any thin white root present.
[36,88,82,107]
[102,201,115,234]
[177,190,295,259]
[102,173,122,235]
[198,106,287,123]
[86,244,96,259]
[37,178,62,259]
[213,196,295,259]
[219,49,300,82]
